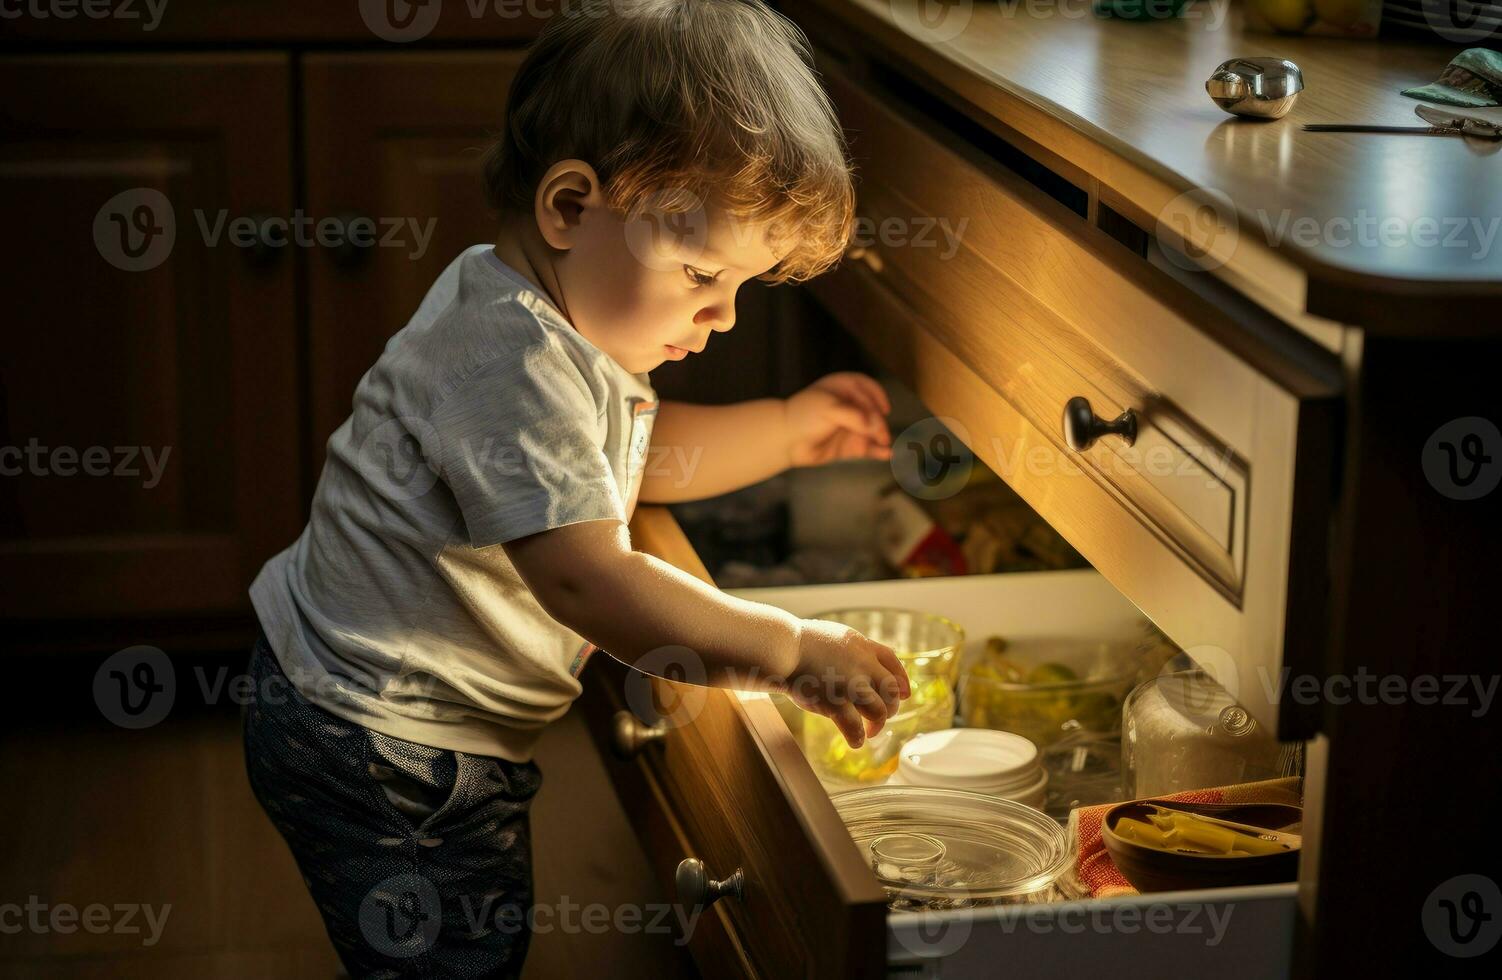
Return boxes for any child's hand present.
[781,618,911,749]
[784,372,893,467]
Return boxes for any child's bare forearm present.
[549,548,801,689]
[637,399,789,504]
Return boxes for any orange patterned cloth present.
[1067,777,1303,898]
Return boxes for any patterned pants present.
[242,632,543,979]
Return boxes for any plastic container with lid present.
[832,785,1070,910]
[891,728,1049,810]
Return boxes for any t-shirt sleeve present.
[429,343,625,548]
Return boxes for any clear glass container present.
[1121,668,1286,798]
[832,785,1070,910]
[959,637,1138,748]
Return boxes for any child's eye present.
[684,265,717,287]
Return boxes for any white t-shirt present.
[251,245,658,762]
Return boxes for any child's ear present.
[533,159,605,251]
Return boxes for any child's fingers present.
[822,372,888,425]
[850,677,889,736]
[874,645,911,699]
[823,403,885,442]
[827,701,867,749]
[851,372,892,417]
[869,666,902,717]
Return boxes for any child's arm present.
[502,516,910,747]
[639,372,894,504]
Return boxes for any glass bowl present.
[832,785,1070,909]
[801,675,954,787]
[960,637,1138,749]
[811,606,965,687]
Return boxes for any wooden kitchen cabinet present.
[0,47,535,634]
[0,55,301,621]
[302,51,526,456]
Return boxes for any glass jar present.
[1122,668,1286,798]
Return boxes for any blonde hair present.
[482,0,855,284]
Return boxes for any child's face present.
[550,184,788,375]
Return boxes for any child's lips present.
[663,344,692,360]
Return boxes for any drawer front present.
[818,65,1340,738]
[580,507,888,980]
[888,885,1296,979]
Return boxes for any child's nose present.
[696,305,735,333]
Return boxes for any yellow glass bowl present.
[801,676,955,787]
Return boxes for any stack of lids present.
[893,728,1049,810]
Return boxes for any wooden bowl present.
[1101,799,1302,893]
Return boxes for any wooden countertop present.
[803,0,1502,329]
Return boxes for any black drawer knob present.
[1063,396,1137,452]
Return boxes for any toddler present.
[243,2,910,976]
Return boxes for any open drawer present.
[578,507,1299,980]
[808,57,1342,740]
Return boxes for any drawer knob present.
[611,710,668,758]
[676,858,744,908]
[1063,396,1138,452]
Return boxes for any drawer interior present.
[723,570,1300,974]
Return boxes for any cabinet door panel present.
[0,55,299,620]
[303,52,527,454]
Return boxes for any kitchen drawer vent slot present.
[865,61,1088,219]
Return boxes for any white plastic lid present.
[897,729,1043,795]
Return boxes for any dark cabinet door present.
[0,55,300,621]
[303,51,526,456]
